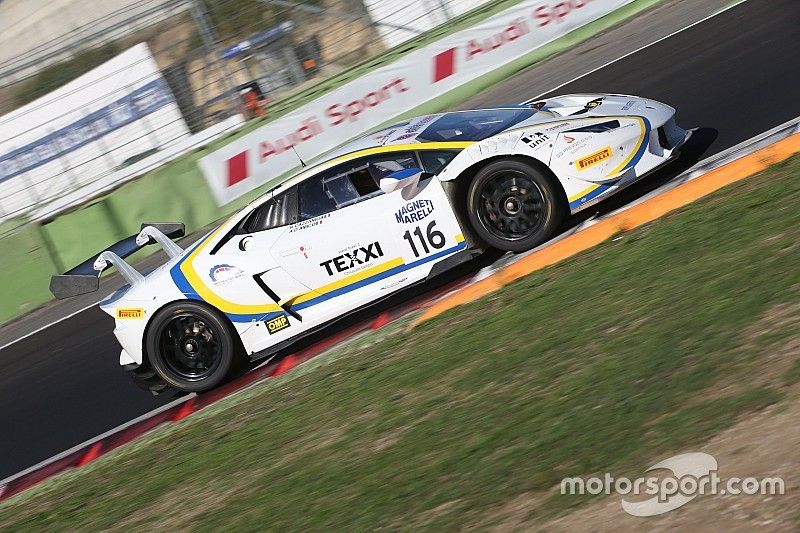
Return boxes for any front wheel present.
[145,302,241,393]
[466,159,566,252]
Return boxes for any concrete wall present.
[0,0,187,82]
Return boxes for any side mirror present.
[379,167,428,193]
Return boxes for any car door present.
[270,150,467,324]
[189,187,313,333]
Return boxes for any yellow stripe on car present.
[568,184,601,202]
[608,116,647,176]
[179,228,466,316]
[292,257,405,305]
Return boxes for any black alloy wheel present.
[467,159,565,252]
[146,302,240,392]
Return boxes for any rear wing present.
[49,223,185,299]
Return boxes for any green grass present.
[3,155,800,530]
[784,357,800,385]
[0,221,61,323]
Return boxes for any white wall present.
[363,0,494,48]
[0,43,190,220]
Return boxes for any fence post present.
[32,222,65,274]
[98,197,127,240]
[436,0,454,21]
[189,0,240,118]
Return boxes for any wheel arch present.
[452,154,568,205]
[441,154,568,248]
[140,297,244,370]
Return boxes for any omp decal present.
[395,199,434,224]
[116,308,145,319]
[265,314,290,334]
[576,146,613,171]
[170,232,467,322]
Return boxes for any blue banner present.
[0,78,176,184]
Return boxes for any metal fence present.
[0,0,491,228]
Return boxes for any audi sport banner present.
[200,0,631,206]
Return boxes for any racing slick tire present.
[145,301,242,393]
[466,159,566,253]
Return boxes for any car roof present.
[264,106,537,198]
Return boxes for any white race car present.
[51,94,689,393]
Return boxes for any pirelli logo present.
[266,314,290,334]
[116,308,145,319]
[576,146,613,171]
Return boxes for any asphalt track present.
[2,0,799,480]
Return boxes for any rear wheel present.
[146,302,241,393]
[466,159,566,252]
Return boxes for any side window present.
[361,152,419,185]
[298,152,420,220]
[299,176,337,220]
[418,150,459,175]
[242,188,297,233]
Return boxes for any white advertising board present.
[0,43,190,219]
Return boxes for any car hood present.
[510,94,676,129]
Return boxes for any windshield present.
[416,108,536,142]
